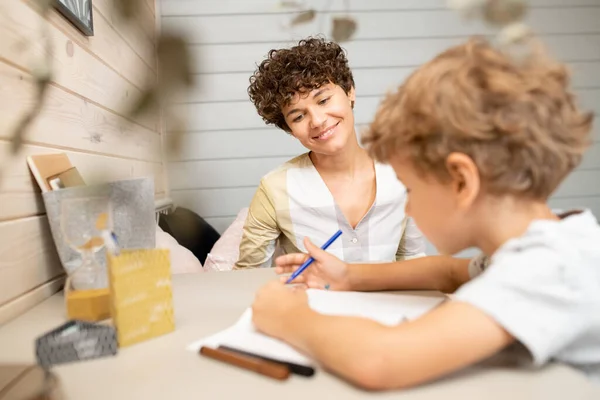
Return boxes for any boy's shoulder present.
[497,209,600,266]
[456,210,600,373]
[470,209,600,278]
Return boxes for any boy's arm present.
[347,256,471,293]
[235,181,280,269]
[277,239,472,293]
[277,301,514,390]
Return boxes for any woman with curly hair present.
[235,37,426,270]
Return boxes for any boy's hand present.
[275,237,351,291]
[251,281,310,339]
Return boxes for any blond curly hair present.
[363,38,594,200]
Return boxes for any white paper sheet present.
[188,289,445,366]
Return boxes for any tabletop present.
[0,268,598,400]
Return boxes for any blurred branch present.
[126,33,195,155]
[0,0,53,184]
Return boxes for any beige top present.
[236,153,426,269]
[0,270,598,399]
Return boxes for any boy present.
[250,38,599,390]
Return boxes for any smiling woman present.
[235,38,426,272]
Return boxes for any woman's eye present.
[293,114,303,123]
[318,97,331,105]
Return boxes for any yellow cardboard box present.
[107,249,175,347]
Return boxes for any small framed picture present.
[54,0,94,36]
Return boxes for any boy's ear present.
[446,152,480,208]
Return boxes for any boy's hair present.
[248,37,355,132]
[364,38,594,200]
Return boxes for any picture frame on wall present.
[54,0,94,36]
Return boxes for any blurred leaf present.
[164,114,186,156]
[31,0,53,14]
[279,0,305,8]
[290,9,316,26]
[483,0,527,25]
[126,33,194,122]
[125,87,157,122]
[331,17,357,42]
[157,33,195,89]
[114,0,143,20]
[10,59,52,154]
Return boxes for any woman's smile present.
[313,121,340,141]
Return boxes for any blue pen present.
[286,229,343,284]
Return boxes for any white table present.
[0,269,598,399]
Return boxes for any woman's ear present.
[348,86,356,102]
[446,152,480,209]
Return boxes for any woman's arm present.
[235,181,280,269]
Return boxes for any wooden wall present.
[0,0,163,324]
[160,0,600,235]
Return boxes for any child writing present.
[250,38,600,390]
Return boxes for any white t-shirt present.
[455,210,600,382]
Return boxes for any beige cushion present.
[204,208,248,271]
[156,225,203,274]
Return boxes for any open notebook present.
[188,289,446,366]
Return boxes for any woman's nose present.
[309,109,326,129]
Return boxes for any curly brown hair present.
[248,37,355,132]
[363,38,594,200]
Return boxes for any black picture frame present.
[54,0,94,36]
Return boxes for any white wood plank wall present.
[0,0,164,324]
[160,0,600,237]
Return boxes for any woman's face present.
[282,83,356,155]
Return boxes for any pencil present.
[286,229,343,284]
[199,346,290,380]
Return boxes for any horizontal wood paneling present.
[0,141,164,221]
[549,196,600,215]
[0,216,62,307]
[168,96,382,131]
[162,7,600,44]
[172,129,305,161]
[182,61,600,103]
[0,275,65,326]
[173,186,256,218]
[0,0,162,325]
[0,1,157,131]
[162,0,600,237]
[169,141,600,216]
[43,0,155,89]
[204,216,237,234]
[161,0,600,16]
[168,156,289,189]
[189,34,600,74]
[145,0,155,15]
[0,62,161,162]
[554,169,600,197]
[170,122,600,163]
[170,88,600,132]
[93,0,157,66]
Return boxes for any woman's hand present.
[275,237,351,291]
[251,281,311,339]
